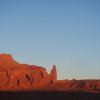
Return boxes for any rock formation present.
[0,53,100,93]
[49,65,57,84]
[0,54,57,91]
[46,79,100,93]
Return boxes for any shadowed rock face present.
[0,54,57,91]
[0,54,100,93]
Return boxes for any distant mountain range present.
[0,53,100,93]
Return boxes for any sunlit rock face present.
[46,80,100,93]
[49,65,57,84]
[0,54,19,66]
[0,53,100,93]
[0,54,57,91]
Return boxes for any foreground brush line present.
[0,53,100,93]
[0,91,100,100]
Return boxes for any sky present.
[0,0,100,79]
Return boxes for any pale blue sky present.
[0,0,100,79]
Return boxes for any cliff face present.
[0,54,57,91]
[0,54,100,93]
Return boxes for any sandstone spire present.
[49,65,57,83]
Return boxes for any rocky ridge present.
[0,54,57,91]
[0,53,100,93]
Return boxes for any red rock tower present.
[49,65,57,83]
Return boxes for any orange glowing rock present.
[0,53,100,93]
[0,54,57,91]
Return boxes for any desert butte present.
[0,53,100,93]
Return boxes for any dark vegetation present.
[0,91,100,100]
